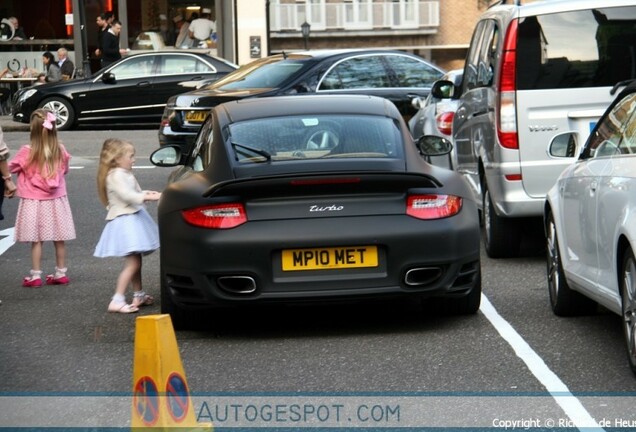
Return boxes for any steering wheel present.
[305,129,339,150]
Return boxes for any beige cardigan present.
[105,167,145,220]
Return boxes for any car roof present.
[487,0,636,17]
[271,48,433,61]
[218,95,400,123]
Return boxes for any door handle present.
[137,81,151,87]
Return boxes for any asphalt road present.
[1,128,636,430]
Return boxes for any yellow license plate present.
[282,246,378,271]
[185,111,207,123]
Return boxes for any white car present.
[545,82,636,375]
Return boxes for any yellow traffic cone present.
[131,314,213,431]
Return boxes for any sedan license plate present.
[185,111,207,123]
[281,246,378,271]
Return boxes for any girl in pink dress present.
[9,109,76,287]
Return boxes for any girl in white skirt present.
[9,109,75,287]
[94,139,161,313]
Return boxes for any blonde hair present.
[96,138,134,206]
[28,109,63,178]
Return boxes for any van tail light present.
[436,111,455,136]
[406,194,462,220]
[497,18,519,150]
[182,203,247,228]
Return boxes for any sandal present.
[132,291,154,308]
[46,275,70,285]
[23,270,43,288]
[23,276,42,288]
[108,300,139,314]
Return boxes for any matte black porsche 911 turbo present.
[151,94,481,328]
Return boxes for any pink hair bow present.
[42,112,56,130]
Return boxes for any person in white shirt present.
[188,8,216,47]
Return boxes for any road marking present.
[0,227,15,255]
[481,294,604,431]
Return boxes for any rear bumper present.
[159,206,481,308]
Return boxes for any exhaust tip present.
[404,267,442,286]
[217,276,257,294]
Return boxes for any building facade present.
[1,0,537,74]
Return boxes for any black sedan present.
[11,51,237,130]
[158,49,444,150]
[150,94,481,329]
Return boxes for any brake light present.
[497,18,519,150]
[181,203,247,228]
[406,195,462,220]
[436,111,455,136]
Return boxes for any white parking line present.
[0,227,15,255]
[480,294,604,431]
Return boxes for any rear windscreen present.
[517,7,636,90]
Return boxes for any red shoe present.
[22,277,43,288]
[46,275,70,285]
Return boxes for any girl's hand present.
[3,178,16,198]
[143,190,161,201]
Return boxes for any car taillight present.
[497,18,519,150]
[181,203,247,229]
[436,111,455,136]
[406,195,462,220]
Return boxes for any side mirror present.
[411,97,424,110]
[150,146,182,167]
[417,135,453,157]
[101,72,116,84]
[430,80,457,99]
[548,132,578,158]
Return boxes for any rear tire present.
[482,181,520,258]
[40,97,75,130]
[620,248,636,375]
[425,269,482,315]
[160,274,190,330]
[546,212,596,316]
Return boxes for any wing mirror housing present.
[101,72,117,84]
[417,135,453,157]
[548,132,579,158]
[150,146,184,167]
[430,80,457,99]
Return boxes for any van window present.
[462,19,499,91]
[517,7,636,90]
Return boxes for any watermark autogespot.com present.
[2,393,636,429]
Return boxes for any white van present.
[431,0,636,257]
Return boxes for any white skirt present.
[94,207,159,257]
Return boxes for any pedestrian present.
[8,109,76,287]
[0,125,15,305]
[57,47,75,80]
[175,13,195,49]
[42,51,61,82]
[101,20,127,68]
[94,13,110,61]
[94,138,161,314]
[188,8,216,48]
[0,125,17,221]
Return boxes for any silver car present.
[433,0,636,258]
[545,83,636,375]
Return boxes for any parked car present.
[431,0,636,258]
[158,49,444,150]
[11,51,238,130]
[544,82,636,375]
[150,94,481,329]
[409,69,462,169]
